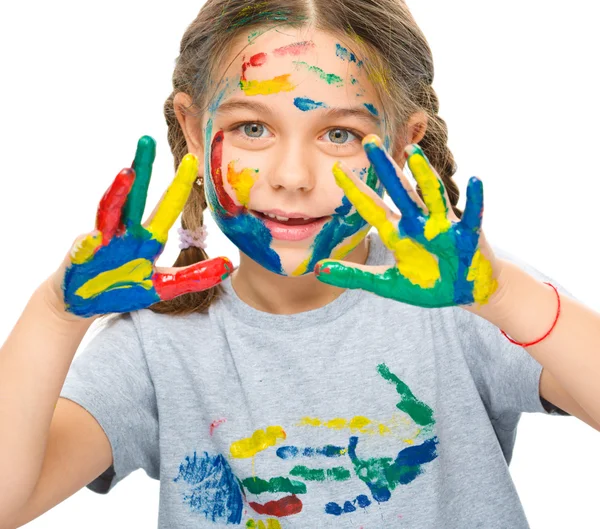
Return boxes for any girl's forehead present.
[209,26,382,115]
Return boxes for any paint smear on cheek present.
[273,40,315,56]
[294,97,327,111]
[210,131,244,216]
[226,161,258,207]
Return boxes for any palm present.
[315,136,498,308]
[63,136,232,317]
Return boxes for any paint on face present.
[292,61,344,86]
[204,29,385,276]
[363,103,379,117]
[273,40,315,56]
[335,43,363,67]
[293,97,327,111]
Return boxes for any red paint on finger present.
[96,168,135,244]
[153,256,233,300]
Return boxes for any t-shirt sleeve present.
[59,311,159,494]
[456,247,575,427]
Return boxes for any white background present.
[0,0,599,527]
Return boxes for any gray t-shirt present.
[60,231,569,528]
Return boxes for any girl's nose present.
[266,144,316,192]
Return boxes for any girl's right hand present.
[47,136,233,319]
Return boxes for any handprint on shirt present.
[314,135,499,308]
[62,136,232,317]
[173,363,439,525]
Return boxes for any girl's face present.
[202,27,387,276]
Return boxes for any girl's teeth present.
[263,212,313,221]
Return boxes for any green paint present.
[290,465,351,481]
[293,61,344,86]
[242,476,306,495]
[377,364,435,427]
[248,29,263,43]
[350,75,358,85]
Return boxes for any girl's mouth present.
[250,210,331,241]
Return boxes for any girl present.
[1,1,599,528]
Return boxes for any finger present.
[314,259,390,290]
[145,154,199,243]
[332,161,401,253]
[153,256,234,300]
[459,177,484,234]
[362,134,425,237]
[69,230,103,265]
[404,144,451,241]
[121,136,156,230]
[96,168,136,243]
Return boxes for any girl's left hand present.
[315,134,501,309]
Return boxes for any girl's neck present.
[230,238,370,315]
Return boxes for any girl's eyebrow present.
[215,99,381,126]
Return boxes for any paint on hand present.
[292,61,344,86]
[315,135,498,308]
[230,426,287,459]
[293,97,328,111]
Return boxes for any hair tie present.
[177,225,208,250]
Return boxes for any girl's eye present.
[239,122,270,139]
[322,128,360,147]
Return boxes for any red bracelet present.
[500,282,561,347]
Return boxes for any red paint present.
[210,131,244,216]
[96,168,135,245]
[153,256,233,300]
[273,41,315,56]
[241,52,268,80]
[249,495,303,517]
[209,418,227,436]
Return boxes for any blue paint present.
[294,97,328,111]
[172,451,243,524]
[63,231,162,317]
[325,494,372,516]
[363,103,379,117]
[363,139,425,239]
[348,436,439,503]
[335,43,363,67]
[277,445,346,459]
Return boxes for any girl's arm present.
[467,258,600,428]
[0,277,101,523]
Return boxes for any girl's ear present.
[173,92,205,168]
[393,111,428,168]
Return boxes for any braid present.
[414,85,463,219]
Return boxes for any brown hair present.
[149,0,462,317]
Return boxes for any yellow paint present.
[75,258,154,299]
[467,249,498,304]
[329,224,371,260]
[226,161,257,207]
[147,154,198,243]
[332,162,440,288]
[406,150,451,241]
[230,426,286,459]
[240,74,295,96]
[70,230,103,265]
[247,520,281,529]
